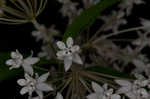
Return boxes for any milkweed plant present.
[1,0,150,99]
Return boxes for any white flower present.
[83,0,100,6]
[57,0,81,24]
[32,25,60,43]
[56,92,63,99]
[134,74,149,87]
[6,50,39,75]
[17,72,53,99]
[115,79,149,99]
[141,18,150,32]
[56,37,83,71]
[87,82,121,99]
[101,11,127,32]
[89,0,100,4]
[132,59,146,73]
[132,31,150,50]
[38,46,51,59]
[119,0,145,15]
[32,25,50,42]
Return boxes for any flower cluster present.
[3,0,150,99]
[6,50,53,99]
[115,74,150,99]
[87,82,121,99]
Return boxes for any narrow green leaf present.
[63,0,120,41]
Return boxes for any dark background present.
[0,0,150,98]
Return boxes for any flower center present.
[65,48,73,55]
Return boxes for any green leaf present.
[0,0,6,6]
[63,0,120,41]
[85,66,134,79]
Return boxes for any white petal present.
[11,50,23,59]
[67,37,73,48]
[115,80,132,86]
[126,92,136,99]
[103,83,108,90]
[6,59,14,65]
[11,52,17,58]
[24,57,39,65]
[35,90,43,99]
[20,87,29,95]
[107,88,114,95]
[64,57,72,71]
[23,64,34,76]
[56,51,66,57]
[73,54,83,64]
[17,79,27,86]
[56,41,66,50]
[92,82,104,93]
[116,87,131,94]
[137,88,149,98]
[56,92,63,99]
[71,45,80,52]
[134,74,145,80]
[38,72,50,83]
[111,94,121,99]
[132,59,146,71]
[36,83,53,91]
[86,93,98,99]
[9,66,16,70]
[25,73,34,81]
[141,18,150,32]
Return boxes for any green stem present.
[93,26,145,44]
[79,77,92,93]
[89,12,120,42]
[81,71,117,89]
[60,78,72,92]
[87,71,134,81]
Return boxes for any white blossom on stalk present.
[32,25,60,43]
[132,31,150,49]
[82,0,100,7]
[58,0,78,17]
[88,0,100,4]
[32,25,49,42]
[140,18,150,32]
[131,54,150,74]
[101,11,127,32]
[57,0,81,24]
[17,72,53,99]
[56,37,83,71]
[87,82,121,99]
[56,92,63,99]
[6,50,39,75]
[119,0,145,15]
[115,78,149,99]
[38,45,51,59]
